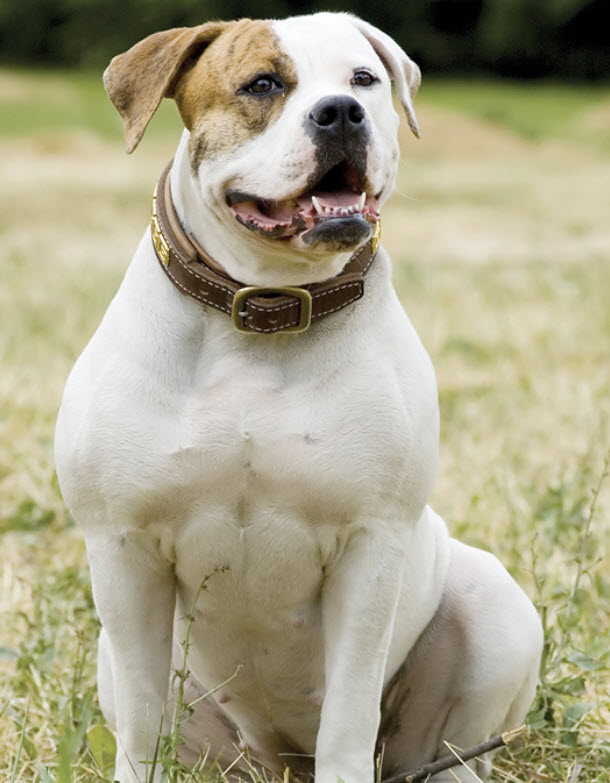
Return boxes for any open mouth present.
[226,161,380,242]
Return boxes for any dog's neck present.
[168,132,361,288]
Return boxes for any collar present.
[150,161,380,334]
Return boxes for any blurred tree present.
[0,0,608,78]
[476,0,610,77]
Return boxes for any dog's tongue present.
[231,200,293,226]
[295,190,362,212]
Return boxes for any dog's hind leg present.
[378,538,542,782]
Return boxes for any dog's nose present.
[308,96,366,137]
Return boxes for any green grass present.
[418,77,610,146]
[0,68,609,781]
[0,67,183,143]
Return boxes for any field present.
[0,67,609,781]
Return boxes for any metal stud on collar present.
[371,219,382,254]
[151,185,171,268]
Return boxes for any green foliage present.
[1,499,55,534]
[0,0,608,78]
[86,725,116,778]
[0,67,182,143]
[418,78,608,140]
[1,547,102,780]
[476,0,610,77]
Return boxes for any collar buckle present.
[232,287,313,334]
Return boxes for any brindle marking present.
[104,23,229,153]
[174,20,298,173]
[104,20,297,161]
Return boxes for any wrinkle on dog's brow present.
[226,27,247,61]
[172,19,298,171]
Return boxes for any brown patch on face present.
[104,23,231,153]
[171,20,298,172]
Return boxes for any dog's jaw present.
[225,177,381,249]
[170,133,361,287]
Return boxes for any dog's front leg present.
[316,524,406,783]
[86,528,176,783]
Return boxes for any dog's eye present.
[352,70,377,87]
[240,75,284,96]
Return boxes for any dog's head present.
[104,13,420,262]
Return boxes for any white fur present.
[55,13,542,783]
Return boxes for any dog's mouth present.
[225,161,380,244]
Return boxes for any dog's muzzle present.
[227,96,377,246]
[305,95,369,190]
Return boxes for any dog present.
[55,13,543,783]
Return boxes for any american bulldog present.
[55,12,543,783]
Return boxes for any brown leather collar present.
[150,162,380,334]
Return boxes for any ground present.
[0,69,609,781]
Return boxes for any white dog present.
[55,13,542,783]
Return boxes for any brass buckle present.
[151,185,170,268]
[232,287,313,334]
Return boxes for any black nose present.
[308,96,366,135]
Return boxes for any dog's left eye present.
[240,75,284,96]
[352,70,378,87]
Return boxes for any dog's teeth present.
[324,207,331,214]
[358,192,366,211]
[312,196,323,215]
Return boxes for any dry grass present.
[0,69,609,781]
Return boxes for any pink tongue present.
[296,189,361,211]
[232,200,293,225]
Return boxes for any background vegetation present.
[0,0,609,78]
[0,0,609,779]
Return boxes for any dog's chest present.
[157,348,419,733]
[150,340,420,586]
[161,345,417,526]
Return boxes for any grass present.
[0,67,609,781]
[417,78,610,146]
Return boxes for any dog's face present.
[104,13,420,258]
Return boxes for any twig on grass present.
[381,725,527,783]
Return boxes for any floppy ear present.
[103,22,229,153]
[352,18,421,138]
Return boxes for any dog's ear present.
[103,22,230,153]
[352,18,421,138]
